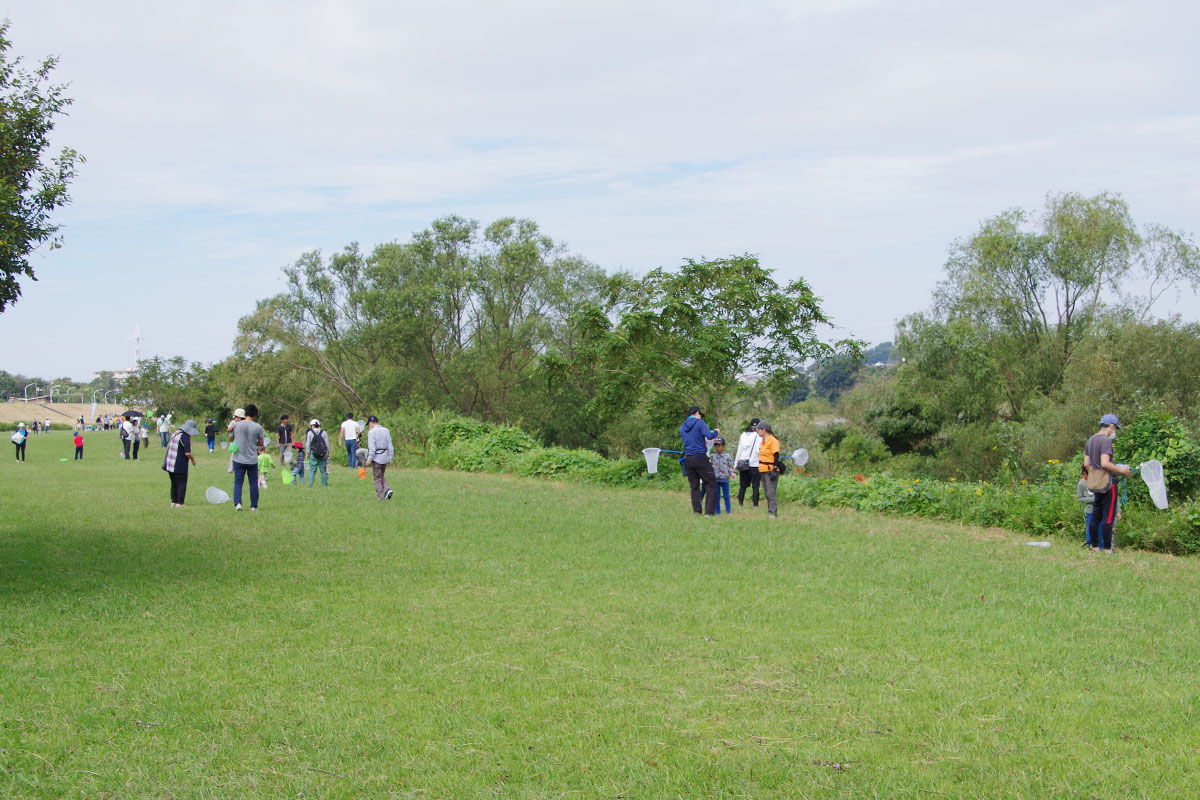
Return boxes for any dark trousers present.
[233,462,260,508]
[737,468,761,506]
[14,441,25,461]
[132,439,140,460]
[123,439,131,459]
[169,471,188,504]
[1088,488,1117,550]
[684,453,717,515]
[75,445,83,460]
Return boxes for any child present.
[290,441,306,484]
[1077,466,1095,549]
[709,437,734,515]
[74,431,84,460]
[257,447,275,488]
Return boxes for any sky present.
[1,0,1198,382]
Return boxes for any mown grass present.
[2,430,1200,798]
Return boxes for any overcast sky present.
[2,0,1198,382]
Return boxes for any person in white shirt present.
[339,413,362,469]
[734,418,764,508]
[365,415,394,501]
[121,416,139,460]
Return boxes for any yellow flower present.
[1024,450,1030,454]
[1048,459,1060,465]
[975,488,983,496]
[907,488,913,493]
[992,446,998,450]
[1021,479,1028,484]
[950,477,957,482]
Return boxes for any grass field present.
[3,430,1200,798]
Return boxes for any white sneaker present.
[384,489,393,500]
[235,504,243,511]
[249,507,258,512]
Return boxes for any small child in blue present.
[291,442,306,485]
[710,438,734,514]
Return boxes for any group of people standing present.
[679,406,785,518]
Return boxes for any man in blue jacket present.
[680,405,719,515]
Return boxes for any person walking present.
[204,419,217,453]
[365,414,394,501]
[680,405,719,515]
[73,431,84,460]
[734,418,763,507]
[276,414,294,463]
[230,405,265,511]
[305,420,331,487]
[1083,413,1132,553]
[121,415,139,460]
[339,413,361,469]
[756,421,782,519]
[163,420,199,507]
[157,414,170,447]
[12,422,27,461]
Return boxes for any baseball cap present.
[687,405,703,417]
[713,437,726,445]
[310,419,321,427]
[1100,413,1122,429]
[367,414,379,423]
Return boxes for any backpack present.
[309,431,328,459]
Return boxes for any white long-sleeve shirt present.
[734,431,762,467]
[366,425,394,465]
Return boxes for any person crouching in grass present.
[163,420,200,507]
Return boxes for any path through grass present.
[2,430,1199,797]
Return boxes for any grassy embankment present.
[2,430,1199,798]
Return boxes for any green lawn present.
[2,430,1199,798]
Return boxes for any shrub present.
[1115,408,1200,505]
[512,447,608,478]
[432,416,494,447]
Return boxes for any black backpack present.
[309,431,328,459]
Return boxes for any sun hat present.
[178,419,201,437]
[1100,413,1122,429]
[233,408,246,418]
[18,422,25,428]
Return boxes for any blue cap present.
[1100,413,1122,429]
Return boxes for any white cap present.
[310,419,321,426]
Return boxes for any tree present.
[0,21,82,312]
[122,356,226,420]
[557,255,854,429]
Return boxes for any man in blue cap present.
[680,405,719,515]
[1083,413,1132,552]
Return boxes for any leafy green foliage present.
[865,398,938,454]
[0,22,83,312]
[562,255,854,428]
[1115,408,1200,503]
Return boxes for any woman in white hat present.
[164,420,200,506]
[12,422,28,462]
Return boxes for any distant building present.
[92,369,134,384]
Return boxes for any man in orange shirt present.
[756,421,782,519]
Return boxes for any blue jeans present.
[345,440,357,468]
[307,456,328,486]
[1084,512,1093,546]
[206,436,215,451]
[232,461,260,508]
[160,431,169,447]
[714,481,732,514]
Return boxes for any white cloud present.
[1,0,1198,379]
